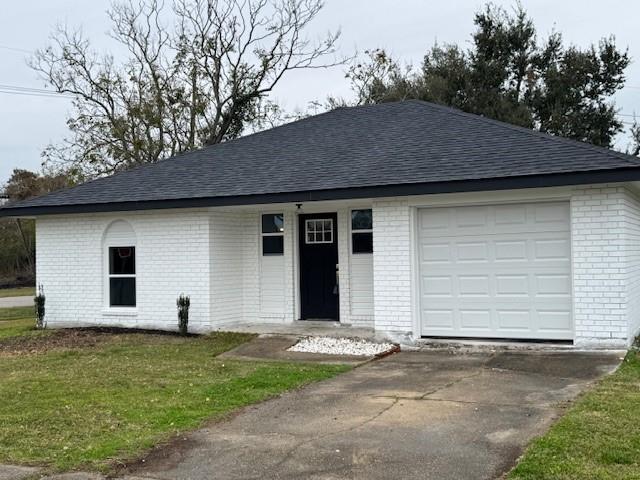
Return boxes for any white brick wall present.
[336,207,374,327]
[570,185,640,348]
[210,211,244,325]
[35,186,640,346]
[372,199,412,338]
[241,212,260,322]
[37,210,211,332]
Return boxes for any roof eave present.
[2,167,640,217]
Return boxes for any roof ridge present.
[407,99,640,166]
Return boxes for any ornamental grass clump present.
[34,284,46,329]
[177,294,190,336]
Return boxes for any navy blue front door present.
[299,213,339,320]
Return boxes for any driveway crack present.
[418,369,484,400]
[268,397,400,472]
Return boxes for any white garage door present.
[418,202,573,340]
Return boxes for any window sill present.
[102,308,138,317]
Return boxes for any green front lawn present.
[0,309,350,473]
[0,306,42,339]
[0,286,35,298]
[510,349,640,480]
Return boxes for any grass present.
[509,349,640,480]
[0,306,43,339]
[0,286,35,298]
[0,308,351,473]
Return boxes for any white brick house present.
[3,101,640,348]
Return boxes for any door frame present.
[297,211,340,321]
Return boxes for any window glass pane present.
[323,220,332,231]
[262,214,284,233]
[262,235,284,255]
[352,209,373,230]
[109,247,135,274]
[306,220,315,233]
[110,277,136,306]
[352,232,373,254]
[324,231,332,242]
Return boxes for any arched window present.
[103,221,137,308]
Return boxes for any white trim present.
[349,208,373,255]
[294,211,301,320]
[106,246,137,307]
[260,212,284,256]
[258,211,286,318]
[305,218,334,244]
[407,186,573,208]
[102,220,137,312]
[102,308,138,316]
[410,206,420,340]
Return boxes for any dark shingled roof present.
[3,100,640,216]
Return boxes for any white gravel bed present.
[287,336,396,356]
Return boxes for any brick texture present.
[571,185,640,347]
[37,210,211,332]
[372,199,412,337]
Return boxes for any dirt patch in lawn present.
[0,329,108,355]
[0,327,196,356]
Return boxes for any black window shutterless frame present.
[108,246,136,307]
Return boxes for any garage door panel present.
[497,310,531,330]
[422,275,453,297]
[494,240,528,261]
[419,202,573,340]
[534,202,570,224]
[535,274,571,296]
[456,242,489,262]
[458,275,490,297]
[421,243,451,263]
[460,310,491,330]
[423,309,455,329]
[419,203,570,237]
[494,204,527,226]
[534,238,570,260]
[455,206,489,227]
[537,311,572,331]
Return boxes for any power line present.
[0,44,32,54]
[0,89,72,99]
[0,84,74,99]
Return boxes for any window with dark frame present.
[108,246,136,307]
[262,213,284,255]
[351,209,373,254]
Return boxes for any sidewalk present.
[0,296,32,308]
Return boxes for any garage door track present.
[123,349,621,480]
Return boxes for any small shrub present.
[34,284,46,329]
[177,294,190,336]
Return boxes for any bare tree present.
[31,0,342,178]
[630,119,640,157]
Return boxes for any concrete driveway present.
[124,349,621,480]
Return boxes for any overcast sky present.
[1,0,639,185]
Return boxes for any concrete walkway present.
[0,296,32,308]
[119,349,620,480]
